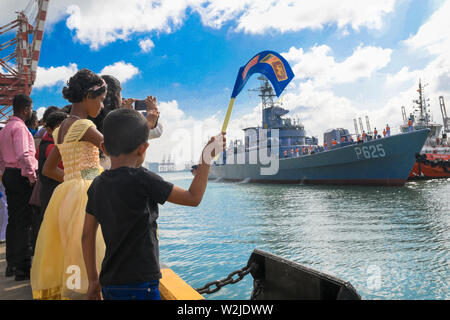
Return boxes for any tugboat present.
[400,80,450,180]
[209,76,430,186]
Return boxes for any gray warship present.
[209,76,429,186]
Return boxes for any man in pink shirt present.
[0,93,37,281]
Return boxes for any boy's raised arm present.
[167,162,210,207]
[167,133,226,207]
[82,213,101,300]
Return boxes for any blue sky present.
[31,0,428,111]
[1,0,449,164]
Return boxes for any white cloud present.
[100,61,140,83]
[404,0,450,57]
[383,0,450,127]
[196,0,398,34]
[139,38,155,53]
[281,81,360,139]
[194,0,247,29]
[385,67,420,87]
[385,56,450,121]
[145,98,262,165]
[263,42,397,141]
[34,63,78,88]
[160,42,392,146]
[402,0,450,96]
[63,0,193,50]
[36,107,46,120]
[278,0,450,140]
[33,61,139,89]
[146,99,222,165]
[283,44,392,87]
[0,0,34,26]
[38,0,399,49]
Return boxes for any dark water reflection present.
[158,172,449,300]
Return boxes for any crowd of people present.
[0,68,226,300]
[277,124,393,157]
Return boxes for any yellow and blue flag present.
[220,50,294,133]
[231,50,295,98]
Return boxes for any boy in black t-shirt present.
[82,106,225,300]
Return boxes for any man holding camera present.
[122,96,162,139]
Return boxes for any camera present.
[134,100,146,110]
[134,100,147,117]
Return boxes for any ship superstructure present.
[227,76,318,163]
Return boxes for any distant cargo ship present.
[209,77,429,186]
[159,154,177,172]
[400,80,450,180]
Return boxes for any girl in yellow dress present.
[31,69,108,299]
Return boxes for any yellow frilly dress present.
[31,119,105,300]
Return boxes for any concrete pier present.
[0,243,32,300]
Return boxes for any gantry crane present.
[0,0,49,122]
[440,96,449,133]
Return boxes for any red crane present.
[0,0,49,122]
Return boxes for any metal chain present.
[196,263,256,295]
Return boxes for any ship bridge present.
[238,76,318,156]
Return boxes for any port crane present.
[0,0,49,122]
[440,96,449,133]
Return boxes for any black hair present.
[102,75,122,111]
[89,74,122,133]
[60,104,72,114]
[45,111,68,130]
[12,94,32,114]
[25,110,38,128]
[62,68,106,103]
[103,108,149,157]
[41,106,59,124]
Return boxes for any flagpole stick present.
[212,98,235,162]
[221,98,236,133]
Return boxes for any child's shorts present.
[102,280,161,300]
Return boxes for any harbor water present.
[158,172,449,300]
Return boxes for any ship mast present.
[413,79,431,125]
[248,76,277,125]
